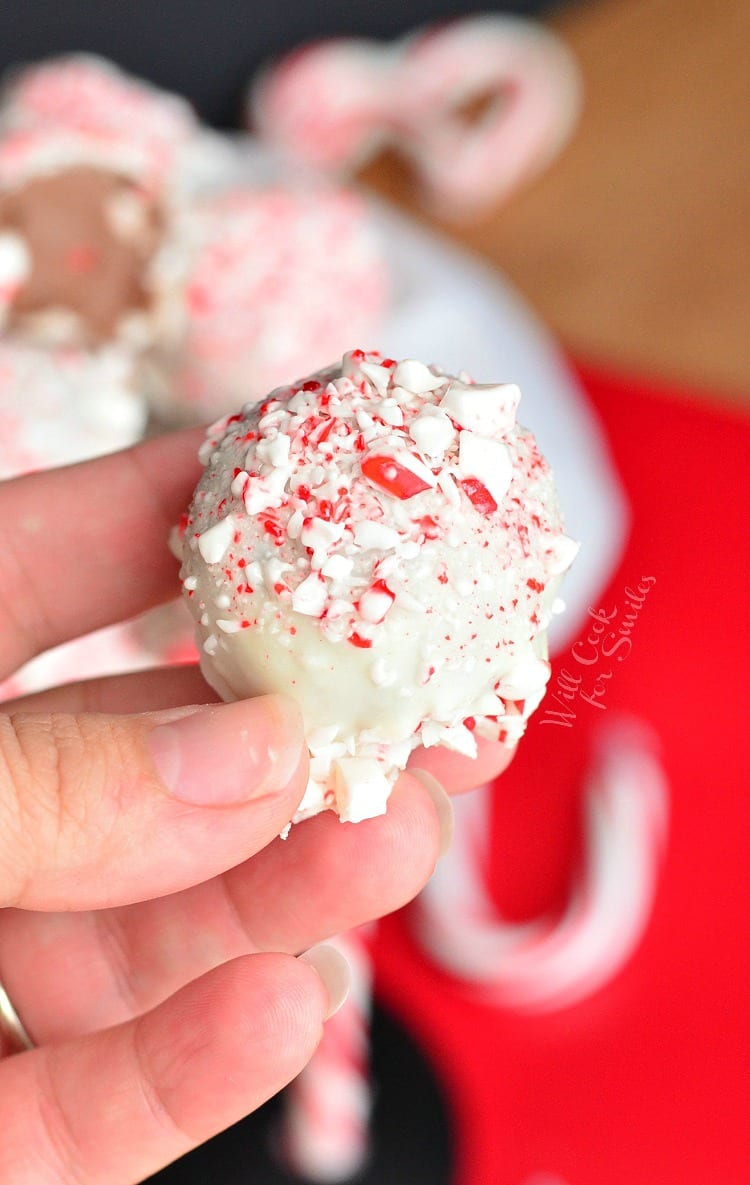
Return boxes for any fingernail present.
[147,696,304,806]
[298,944,351,1020]
[409,770,454,857]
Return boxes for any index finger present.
[0,427,203,678]
[408,735,516,792]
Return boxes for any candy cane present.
[251,15,581,218]
[278,928,374,1183]
[399,16,582,218]
[414,716,668,1011]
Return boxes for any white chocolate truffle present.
[178,350,578,825]
[161,188,388,423]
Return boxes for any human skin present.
[0,429,512,1184]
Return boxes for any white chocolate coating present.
[0,341,146,476]
[178,350,578,824]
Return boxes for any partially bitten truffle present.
[0,164,163,344]
[0,55,201,349]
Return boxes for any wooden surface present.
[362,0,750,407]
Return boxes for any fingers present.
[0,951,345,1185]
[5,667,512,794]
[0,695,308,910]
[0,771,450,1043]
[3,664,219,716]
[0,427,203,678]
[409,734,516,793]
[223,769,451,951]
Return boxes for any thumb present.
[0,696,307,911]
[0,950,349,1185]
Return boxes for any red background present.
[373,365,750,1185]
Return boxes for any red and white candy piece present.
[360,449,434,500]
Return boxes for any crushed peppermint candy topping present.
[2,56,198,190]
[178,350,578,827]
[167,188,388,419]
[185,349,553,645]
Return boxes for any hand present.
[0,430,512,1184]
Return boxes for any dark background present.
[0,0,564,128]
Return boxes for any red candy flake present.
[263,518,284,543]
[318,418,337,443]
[302,380,321,391]
[333,498,352,524]
[349,631,373,648]
[526,578,545,593]
[186,283,212,315]
[417,515,441,540]
[318,499,334,520]
[357,578,395,624]
[65,243,100,273]
[361,454,432,500]
[460,478,498,516]
[176,512,189,539]
[463,716,477,731]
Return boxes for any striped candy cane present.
[279,928,374,1182]
[415,716,668,1011]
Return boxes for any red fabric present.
[373,365,750,1184]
